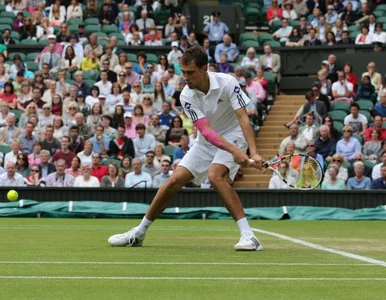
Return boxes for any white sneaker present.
[234,232,263,251]
[108,227,145,247]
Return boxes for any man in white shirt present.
[94,70,112,97]
[145,30,163,46]
[371,150,386,180]
[344,103,368,135]
[4,138,21,167]
[133,123,156,157]
[125,157,152,188]
[279,124,308,154]
[73,164,100,187]
[268,161,296,189]
[109,46,264,251]
[272,19,293,43]
[300,112,319,141]
[0,162,24,186]
[331,71,354,102]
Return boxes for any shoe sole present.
[235,246,263,251]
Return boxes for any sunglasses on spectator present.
[354,158,362,161]
[307,145,315,147]
[332,159,342,163]
[31,169,39,172]
[146,155,154,158]
[69,107,77,110]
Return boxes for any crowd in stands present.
[269,51,386,190]
[0,0,384,190]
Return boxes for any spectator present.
[64,156,81,178]
[145,30,163,46]
[315,125,336,162]
[266,0,283,25]
[324,154,348,182]
[84,34,103,58]
[371,23,386,44]
[24,87,46,109]
[0,162,24,187]
[285,28,302,47]
[95,71,113,98]
[372,150,386,180]
[344,103,368,135]
[337,30,353,45]
[19,122,37,154]
[136,0,154,19]
[308,7,321,27]
[123,111,137,139]
[133,123,156,157]
[177,15,192,38]
[315,16,331,43]
[321,164,346,190]
[303,28,322,46]
[124,62,140,87]
[300,112,319,141]
[282,2,297,20]
[52,136,76,168]
[136,10,155,35]
[244,72,265,103]
[157,54,169,76]
[356,76,376,102]
[89,125,110,158]
[336,125,362,161]
[119,155,132,179]
[101,163,125,187]
[0,29,16,45]
[347,161,372,190]
[163,16,176,39]
[89,152,108,182]
[99,3,115,25]
[324,31,336,46]
[269,160,296,189]
[355,26,372,45]
[273,19,293,44]
[341,2,357,26]
[53,116,69,140]
[142,150,161,178]
[165,116,188,147]
[84,0,99,19]
[240,47,260,73]
[74,164,100,187]
[347,153,373,178]
[45,159,75,187]
[173,135,189,161]
[19,102,38,130]
[152,159,172,188]
[331,71,354,103]
[67,0,83,20]
[167,42,183,65]
[259,45,281,89]
[316,69,332,99]
[20,17,37,40]
[15,152,30,177]
[108,124,135,160]
[202,11,229,44]
[216,53,234,74]
[306,139,324,169]
[147,114,167,143]
[158,101,174,129]
[56,23,70,43]
[362,62,382,91]
[125,157,152,188]
[24,164,46,187]
[214,34,239,63]
[153,143,170,168]
[77,140,93,165]
[364,116,386,143]
[325,5,338,25]
[373,92,386,120]
[279,124,308,154]
[343,63,357,94]
[0,82,18,109]
[38,150,56,178]
[40,125,60,156]
[28,141,43,166]
[4,138,21,167]
[371,164,386,189]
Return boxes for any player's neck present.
[196,73,210,95]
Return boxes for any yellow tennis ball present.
[7,190,18,202]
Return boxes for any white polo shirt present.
[331,80,353,97]
[94,81,112,97]
[180,72,250,146]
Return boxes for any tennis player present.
[108,46,264,251]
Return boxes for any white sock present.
[236,217,252,234]
[137,216,153,236]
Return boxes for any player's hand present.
[249,154,264,170]
[232,148,251,168]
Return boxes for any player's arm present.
[193,117,251,167]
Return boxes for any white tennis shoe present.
[234,231,263,251]
[108,227,145,247]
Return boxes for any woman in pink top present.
[28,141,42,166]
[132,104,149,127]
[65,156,82,178]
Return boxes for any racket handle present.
[249,159,268,168]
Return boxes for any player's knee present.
[207,171,226,187]
[165,175,185,190]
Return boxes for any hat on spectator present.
[48,34,56,39]
[76,90,84,97]
[327,5,334,9]
[321,60,329,65]
[124,112,132,118]
[98,95,106,99]
[239,80,247,87]
[171,41,179,48]
[284,2,293,8]
[212,11,221,17]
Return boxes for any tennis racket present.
[252,154,324,190]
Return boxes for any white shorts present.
[179,129,248,185]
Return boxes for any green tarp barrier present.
[1,200,386,220]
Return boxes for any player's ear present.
[201,64,208,72]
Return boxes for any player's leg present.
[208,163,262,251]
[107,166,193,247]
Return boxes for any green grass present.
[0,219,385,299]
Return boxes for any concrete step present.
[255,142,280,149]
[233,181,268,188]
[258,131,287,138]
[256,137,283,143]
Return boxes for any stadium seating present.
[331,101,350,113]
[328,110,347,123]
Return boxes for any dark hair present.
[108,163,119,175]
[351,103,360,110]
[170,115,183,128]
[121,155,132,168]
[70,125,79,132]
[91,86,100,95]
[17,153,29,169]
[342,30,349,35]
[65,45,75,60]
[4,82,14,94]
[146,150,155,156]
[137,51,147,60]
[101,114,112,123]
[135,123,146,130]
[305,91,314,100]
[61,135,70,142]
[180,46,208,68]
[111,83,122,94]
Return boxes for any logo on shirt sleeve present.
[234,86,240,94]
[184,102,191,110]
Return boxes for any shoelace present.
[122,229,137,246]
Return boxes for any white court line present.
[0,276,385,281]
[0,261,375,266]
[252,228,386,268]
